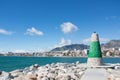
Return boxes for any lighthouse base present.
[87,58,102,66]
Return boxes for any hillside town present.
[0,47,120,57]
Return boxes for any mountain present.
[102,40,120,48]
[50,44,89,52]
[50,40,120,52]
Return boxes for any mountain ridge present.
[51,40,120,51]
[51,44,89,52]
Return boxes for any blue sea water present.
[0,56,120,72]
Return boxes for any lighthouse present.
[87,32,103,66]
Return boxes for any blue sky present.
[0,0,120,52]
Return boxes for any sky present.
[0,0,120,52]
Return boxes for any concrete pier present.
[81,69,109,80]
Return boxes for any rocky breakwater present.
[1,62,120,80]
[0,61,86,80]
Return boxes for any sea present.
[0,56,120,72]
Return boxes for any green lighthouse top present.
[88,32,102,58]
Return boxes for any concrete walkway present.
[81,68,109,80]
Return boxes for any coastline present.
[1,55,120,58]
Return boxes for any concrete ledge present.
[81,69,109,80]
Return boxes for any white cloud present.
[54,38,72,48]
[13,49,29,53]
[82,38,109,44]
[0,29,12,35]
[105,16,119,20]
[0,49,5,53]
[13,49,48,53]
[61,22,78,33]
[25,27,43,36]
[82,38,91,43]
[59,38,71,45]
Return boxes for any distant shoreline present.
[0,55,120,58]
